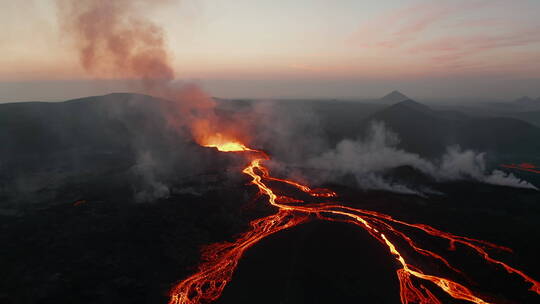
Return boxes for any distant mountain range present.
[515,96,540,105]
[513,96,540,114]
[2,93,539,161]
[2,93,540,208]
[363,99,540,157]
[0,93,179,162]
[380,90,410,103]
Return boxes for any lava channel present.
[168,140,540,304]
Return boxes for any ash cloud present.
[56,0,217,122]
[56,0,174,85]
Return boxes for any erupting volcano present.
[168,137,540,304]
[4,1,540,303]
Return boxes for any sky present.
[1,0,540,101]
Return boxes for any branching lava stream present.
[169,139,540,304]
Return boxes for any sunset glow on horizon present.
[2,0,540,100]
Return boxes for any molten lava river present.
[168,139,540,304]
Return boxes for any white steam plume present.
[305,122,537,194]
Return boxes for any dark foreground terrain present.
[2,171,540,304]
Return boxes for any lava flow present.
[501,163,540,174]
[169,139,540,304]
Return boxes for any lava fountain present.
[169,136,540,304]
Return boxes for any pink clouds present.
[411,27,540,66]
[352,0,493,49]
[289,64,325,73]
[349,0,540,76]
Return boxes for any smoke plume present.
[297,122,536,194]
[56,0,174,85]
[55,0,231,201]
[56,0,218,132]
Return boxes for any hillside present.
[379,90,410,103]
[363,99,540,158]
[0,93,215,208]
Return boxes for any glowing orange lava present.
[169,139,540,304]
[198,133,254,152]
[204,141,250,152]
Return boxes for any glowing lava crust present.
[169,140,540,304]
[501,163,540,174]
